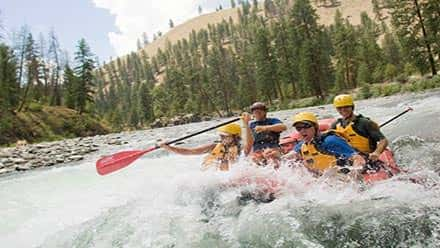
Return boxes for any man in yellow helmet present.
[160,122,243,171]
[290,112,366,176]
[331,94,388,161]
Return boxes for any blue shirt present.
[294,134,357,159]
[250,118,283,151]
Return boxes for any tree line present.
[0,24,96,115]
[2,0,439,132]
[94,0,439,130]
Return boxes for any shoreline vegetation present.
[2,0,440,147]
[1,75,439,148]
[0,86,438,177]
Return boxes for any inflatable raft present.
[280,118,401,183]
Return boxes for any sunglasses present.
[294,123,312,131]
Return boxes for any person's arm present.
[241,112,254,155]
[370,138,388,160]
[323,135,366,167]
[365,120,388,161]
[160,143,215,155]
[254,118,287,133]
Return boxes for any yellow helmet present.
[217,123,241,136]
[333,94,354,108]
[292,112,318,126]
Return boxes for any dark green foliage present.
[73,39,95,114]
[388,0,438,75]
[63,64,76,109]
[91,0,440,129]
[0,44,19,110]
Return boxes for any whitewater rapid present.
[1,90,440,247]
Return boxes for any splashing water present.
[1,91,440,247]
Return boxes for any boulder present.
[15,164,31,171]
[0,167,15,175]
[69,155,84,161]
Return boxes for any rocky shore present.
[0,135,130,176]
[0,113,216,176]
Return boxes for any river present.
[1,90,440,247]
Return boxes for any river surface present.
[1,91,440,247]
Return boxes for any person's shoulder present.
[322,133,346,144]
[331,118,343,128]
[356,114,379,129]
[267,117,282,124]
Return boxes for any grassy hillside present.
[0,105,110,146]
[139,0,375,58]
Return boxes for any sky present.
[1,0,230,63]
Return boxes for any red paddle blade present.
[96,147,157,175]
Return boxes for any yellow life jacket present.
[202,143,239,171]
[335,119,372,154]
[300,141,337,173]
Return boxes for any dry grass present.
[138,0,375,58]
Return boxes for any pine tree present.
[63,64,76,109]
[356,12,384,84]
[382,30,403,71]
[272,18,298,97]
[0,44,19,110]
[254,24,281,102]
[289,0,333,98]
[169,19,174,28]
[331,10,358,89]
[17,33,41,112]
[73,38,95,114]
[138,82,154,123]
[389,0,437,75]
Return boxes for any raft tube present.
[282,118,401,183]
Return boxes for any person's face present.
[252,108,266,121]
[280,142,294,154]
[336,106,354,119]
[220,134,235,145]
[294,122,316,143]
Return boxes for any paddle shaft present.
[162,117,241,147]
[96,117,241,175]
[379,107,413,128]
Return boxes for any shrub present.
[359,83,373,99]
[28,102,43,112]
[381,83,401,96]
[384,64,398,81]
[371,84,382,97]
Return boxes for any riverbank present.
[0,105,110,146]
[2,89,440,177]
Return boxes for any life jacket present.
[202,143,240,171]
[299,133,341,173]
[334,115,374,154]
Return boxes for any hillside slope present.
[140,0,375,58]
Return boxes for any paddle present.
[96,117,240,175]
[379,107,413,128]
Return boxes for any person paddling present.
[331,94,389,161]
[289,112,366,178]
[160,123,243,171]
[242,102,287,167]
